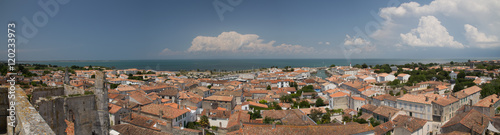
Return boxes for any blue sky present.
[0,0,499,60]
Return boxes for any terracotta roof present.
[373,94,397,101]
[227,123,374,135]
[431,95,459,106]
[397,73,409,77]
[455,86,482,99]
[392,115,427,133]
[261,109,316,125]
[329,92,349,98]
[358,113,373,120]
[128,90,153,105]
[439,131,471,135]
[374,121,394,135]
[202,109,231,119]
[474,94,500,107]
[299,107,327,115]
[361,104,377,112]
[133,104,189,119]
[227,111,250,128]
[65,119,74,135]
[441,109,490,134]
[204,95,234,102]
[121,113,167,131]
[351,96,366,101]
[111,124,170,135]
[157,89,178,96]
[242,101,268,108]
[397,94,431,104]
[109,103,123,114]
[372,105,401,118]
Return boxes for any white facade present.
[209,118,229,128]
[397,100,433,121]
[397,74,411,83]
[378,74,395,82]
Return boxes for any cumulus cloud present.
[186,31,313,55]
[344,35,371,46]
[325,42,330,45]
[371,0,500,48]
[464,24,500,48]
[342,34,375,56]
[400,16,464,48]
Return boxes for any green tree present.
[457,72,466,79]
[320,112,331,124]
[200,115,209,128]
[248,110,262,120]
[309,108,322,123]
[110,83,120,89]
[362,63,368,69]
[267,85,271,90]
[299,100,310,108]
[315,98,325,107]
[207,85,212,89]
[330,64,336,67]
[263,116,273,124]
[259,100,268,104]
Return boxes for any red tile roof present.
[204,95,234,102]
[133,104,189,119]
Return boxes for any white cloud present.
[159,48,182,55]
[400,16,464,48]
[318,41,330,45]
[371,0,500,47]
[186,31,313,55]
[342,35,375,57]
[464,24,500,48]
[344,35,370,46]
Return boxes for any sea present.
[20,58,498,71]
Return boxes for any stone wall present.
[36,97,66,134]
[36,94,97,135]
[8,86,55,135]
[31,87,64,104]
[0,87,8,133]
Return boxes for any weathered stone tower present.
[94,71,109,135]
[64,67,70,85]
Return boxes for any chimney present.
[272,122,276,129]
[425,97,429,102]
[240,120,243,129]
[482,116,484,125]
[159,110,163,120]
[492,99,494,103]
[130,112,133,120]
[435,97,438,101]
[138,106,142,115]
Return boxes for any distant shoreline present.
[16,58,500,71]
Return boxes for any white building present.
[397,73,411,83]
[378,73,395,82]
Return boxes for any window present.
[410,104,413,110]
[420,106,423,111]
